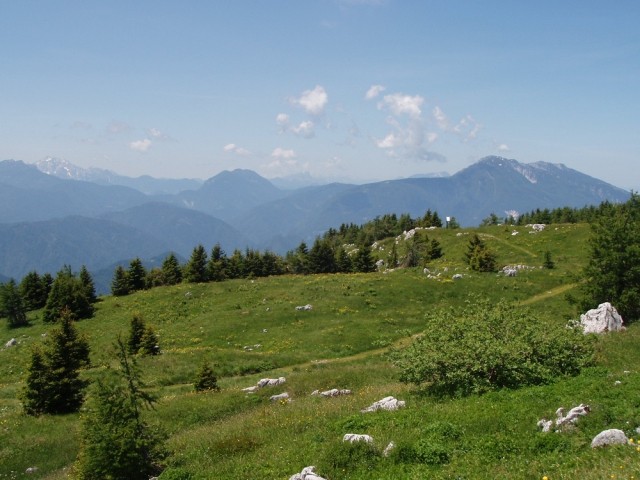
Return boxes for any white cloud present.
[498,143,510,152]
[378,93,424,118]
[147,127,169,139]
[129,139,152,152]
[453,114,481,141]
[365,84,386,100]
[276,113,290,129]
[376,132,401,149]
[432,106,449,130]
[291,85,328,115]
[223,143,251,156]
[426,132,438,144]
[291,120,315,138]
[271,147,296,159]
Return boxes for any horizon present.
[1,2,639,189]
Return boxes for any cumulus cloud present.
[276,113,290,129]
[378,93,424,118]
[432,106,449,130]
[223,143,251,156]
[147,127,170,140]
[453,114,481,141]
[271,147,296,159]
[365,84,386,100]
[291,120,315,138]
[291,85,328,115]
[497,144,510,152]
[129,139,152,152]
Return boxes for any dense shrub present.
[391,298,595,397]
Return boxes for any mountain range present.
[0,156,630,291]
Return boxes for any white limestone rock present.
[343,433,374,444]
[591,429,628,448]
[580,302,624,334]
[361,396,405,413]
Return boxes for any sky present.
[1,1,639,188]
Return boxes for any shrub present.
[319,440,380,477]
[194,361,219,392]
[390,298,595,397]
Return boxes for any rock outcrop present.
[580,302,624,334]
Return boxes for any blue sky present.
[1,1,638,188]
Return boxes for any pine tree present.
[580,193,640,322]
[335,247,352,273]
[140,326,160,356]
[308,238,336,274]
[352,244,376,273]
[111,266,130,296]
[465,234,497,272]
[387,242,399,268]
[79,265,98,304]
[184,245,208,283]
[128,314,146,354]
[21,309,90,415]
[543,250,555,269]
[1,279,28,328]
[194,361,220,392]
[128,258,147,292]
[75,338,166,479]
[43,268,94,323]
[19,271,47,311]
[161,253,182,285]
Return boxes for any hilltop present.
[1,222,639,479]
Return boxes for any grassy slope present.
[1,223,639,479]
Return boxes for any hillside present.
[1,223,639,479]
[0,155,631,301]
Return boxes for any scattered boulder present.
[270,392,290,403]
[452,274,463,280]
[591,429,628,448]
[361,396,405,413]
[5,338,17,348]
[503,268,517,277]
[580,302,625,334]
[296,304,313,311]
[242,377,286,393]
[343,433,374,444]
[311,388,351,397]
[25,467,38,474]
[289,466,327,480]
[538,403,590,432]
[257,377,286,388]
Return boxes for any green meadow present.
[1,223,639,479]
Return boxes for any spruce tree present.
[140,326,160,356]
[75,338,166,479]
[352,244,376,273]
[581,193,640,322]
[184,245,208,283]
[1,279,28,328]
[21,309,90,415]
[43,268,94,323]
[161,253,182,285]
[128,258,147,292]
[19,271,47,311]
[79,265,98,304]
[194,361,220,392]
[111,266,130,296]
[465,234,497,272]
[128,314,146,354]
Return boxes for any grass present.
[1,223,639,479]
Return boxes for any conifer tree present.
[79,265,98,304]
[161,253,182,285]
[140,326,160,356]
[1,279,28,328]
[184,245,208,283]
[128,314,146,354]
[21,309,90,415]
[465,234,497,272]
[128,258,147,292]
[111,266,130,296]
[19,271,47,311]
[75,338,166,479]
[352,244,376,273]
[43,267,94,323]
[194,360,220,392]
[335,247,352,273]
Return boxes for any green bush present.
[391,298,595,396]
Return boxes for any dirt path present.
[518,283,578,305]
